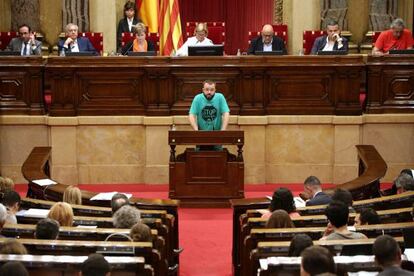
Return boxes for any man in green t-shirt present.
[189,80,230,131]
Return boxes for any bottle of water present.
[236,49,241,56]
[60,49,65,57]
[171,124,176,131]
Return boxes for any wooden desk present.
[0,56,44,115]
[44,56,363,116]
[169,130,244,207]
[366,55,414,113]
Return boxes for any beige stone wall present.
[0,0,11,31]
[39,0,62,47]
[1,114,413,186]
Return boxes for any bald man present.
[247,24,286,55]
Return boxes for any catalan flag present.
[159,0,183,55]
[136,0,159,33]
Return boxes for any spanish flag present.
[136,0,159,33]
[159,0,183,55]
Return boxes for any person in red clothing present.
[373,18,414,56]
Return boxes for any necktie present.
[22,42,28,56]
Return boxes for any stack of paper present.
[16,208,49,218]
[32,179,57,186]
[90,192,132,201]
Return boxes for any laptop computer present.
[389,49,414,55]
[188,45,224,56]
[65,51,96,56]
[254,50,285,56]
[0,51,21,56]
[127,51,157,56]
[317,50,348,55]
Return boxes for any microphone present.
[123,41,134,56]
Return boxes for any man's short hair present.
[130,222,152,242]
[301,245,336,275]
[373,235,400,267]
[203,80,216,86]
[326,19,339,27]
[18,24,31,32]
[359,208,381,225]
[111,193,129,214]
[113,205,141,228]
[0,261,28,276]
[2,190,21,208]
[395,174,414,191]
[304,176,321,186]
[288,234,313,257]
[331,189,353,207]
[65,23,78,32]
[325,200,349,228]
[81,253,110,276]
[391,18,405,29]
[35,218,60,240]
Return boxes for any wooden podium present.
[168,130,244,207]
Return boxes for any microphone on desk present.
[123,42,134,56]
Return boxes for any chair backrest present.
[121,32,160,52]
[79,32,103,55]
[248,24,288,47]
[303,30,327,55]
[185,22,226,45]
[0,32,19,50]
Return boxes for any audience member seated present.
[300,246,336,276]
[113,205,141,229]
[331,188,355,212]
[63,185,82,205]
[373,18,414,56]
[373,235,414,275]
[0,204,7,236]
[288,234,314,257]
[262,187,299,219]
[2,190,20,224]
[116,0,142,51]
[176,23,213,56]
[130,222,152,242]
[0,177,14,198]
[265,209,295,228]
[412,203,414,221]
[81,253,111,276]
[111,193,130,214]
[120,23,155,55]
[58,23,97,55]
[310,19,348,55]
[0,261,29,276]
[354,208,381,226]
[247,24,286,55]
[5,24,42,55]
[320,201,367,240]
[47,202,74,227]
[0,239,28,254]
[35,218,60,240]
[395,174,414,194]
[303,176,332,206]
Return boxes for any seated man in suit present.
[373,18,414,56]
[58,23,98,55]
[373,235,414,276]
[248,24,286,55]
[5,24,42,55]
[310,19,348,55]
[303,175,332,206]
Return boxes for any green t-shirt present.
[189,92,230,130]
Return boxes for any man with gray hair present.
[303,176,332,206]
[57,23,97,55]
[395,173,414,194]
[112,205,141,228]
[373,18,413,55]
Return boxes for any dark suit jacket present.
[120,40,156,55]
[117,17,142,50]
[306,192,332,206]
[247,35,287,55]
[310,35,348,55]
[378,266,414,276]
[5,37,42,55]
[58,37,98,55]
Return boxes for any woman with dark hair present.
[288,234,313,257]
[265,210,295,228]
[116,1,142,51]
[262,187,299,219]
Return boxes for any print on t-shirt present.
[201,105,217,123]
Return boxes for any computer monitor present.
[389,49,414,55]
[65,51,97,56]
[188,45,224,56]
[403,227,414,248]
[0,51,21,56]
[254,50,284,56]
[127,51,157,56]
[317,50,348,55]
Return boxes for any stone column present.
[274,0,283,24]
[348,0,370,44]
[39,0,62,47]
[320,0,348,30]
[0,0,11,31]
[62,0,90,32]
[283,0,320,54]
[11,0,40,31]
[89,0,117,53]
[397,0,413,30]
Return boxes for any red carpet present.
[15,182,392,275]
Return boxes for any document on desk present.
[32,179,57,186]
[90,192,132,201]
[16,208,49,218]
[294,197,306,208]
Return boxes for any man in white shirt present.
[176,23,213,56]
[5,24,42,55]
[57,23,98,55]
[310,19,348,54]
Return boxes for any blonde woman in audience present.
[130,222,152,242]
[265,209,295,228]
[0,177,14,197]
[47,202,74,227]
[63,185,82,205]
[0,239,28,254]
